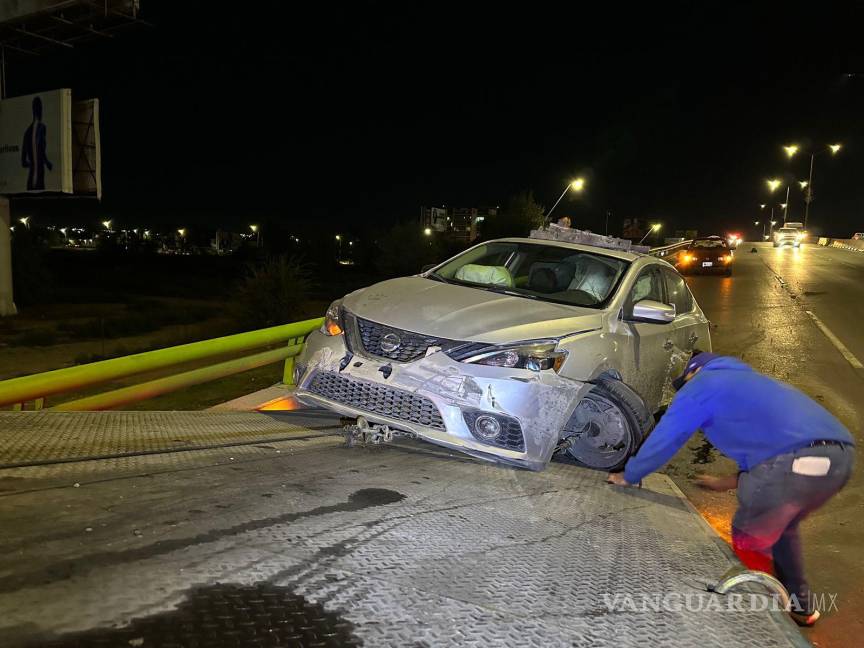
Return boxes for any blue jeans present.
[732,443,854,614]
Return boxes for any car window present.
[662,269,693,315]
[626,267,664,317]
[432,241,629,308]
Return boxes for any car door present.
[619,265,675,412]
[659,267,702,404]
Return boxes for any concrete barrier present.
[830,239,864,252]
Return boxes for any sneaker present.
[790,609,820,627]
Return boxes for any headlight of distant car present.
[795,232,804,240]
[459,340,567,372]
[322,300,344,336]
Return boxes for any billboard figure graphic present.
[21,96,53,190]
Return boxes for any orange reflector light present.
[324,320,343,336]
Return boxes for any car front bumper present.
[294,330,592,470]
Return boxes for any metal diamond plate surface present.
[0,412,808,647]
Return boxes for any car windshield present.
[692,239,727,248]
[778,228,797,234]
[429,241,629,307]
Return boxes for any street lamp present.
[783,144,799,159]
[249,224,260,247]
[18,217,30,228]
[546,177,586,221]
[638,223,661,245]
[102,220,112,230]
[801,143,843,228]
[766,179,782,192]
[177,228,186,237]
[798,180,808,190]
[423,227,432,236]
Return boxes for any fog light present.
[474,415,501,439]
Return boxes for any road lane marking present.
[804,310,864,370]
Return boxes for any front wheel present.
[561,379,654,471]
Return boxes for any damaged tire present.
[561,378,654,471]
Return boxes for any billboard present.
[0,89,74,194]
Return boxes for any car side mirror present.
[420,263,436,273]
[631,299,676,323]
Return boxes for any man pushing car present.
[607,352,854,626]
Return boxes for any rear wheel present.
[561,379,654,471]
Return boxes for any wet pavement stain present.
[36,582,362,648]
[0,489,405,594]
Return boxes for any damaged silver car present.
[295,232,711,471]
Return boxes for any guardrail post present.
[283,355,296,386]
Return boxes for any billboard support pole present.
[0,196,16,316]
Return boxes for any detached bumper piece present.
[307,371,445,430]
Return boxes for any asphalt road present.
[680,241,864,647]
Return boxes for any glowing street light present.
[102,220,112,230]
[249,224,258,233]
[335,234,341,241]
[798,180,809,189]
[423,227,432,236]
[766,179,782,192]
[638,223,661,245]
[18,216,30,228]
[759,204,766,209]
[547,177,587,220]
[771,220,777,226]
[59,227,67,236]
[754,221,760,225]
[177,228,186,237]
[783,144,799,158]
[829,143,842,154]
[779,203,788,210]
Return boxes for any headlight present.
[795,233,804,240]
[321,300,344,336]
[460,340,567,373]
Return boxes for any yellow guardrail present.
[0,317,323,411]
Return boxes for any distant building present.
[420,205,498,242]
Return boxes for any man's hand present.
[606,472,633,487]
[694,473,739,491]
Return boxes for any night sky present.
[7,2,864,238]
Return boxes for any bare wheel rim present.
[564,391,635,469]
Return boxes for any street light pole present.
[803,153,815,229]
[783,185,790,225]
[546,178,585,222]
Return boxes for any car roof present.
[490,237,642,262]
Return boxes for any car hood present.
[341,277,605,344]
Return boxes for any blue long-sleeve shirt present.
[623,356,854,484]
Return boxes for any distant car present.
[727,233,742,249]
[773,227,803,248]
[676,237,733,276]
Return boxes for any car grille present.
[307,371,446,430]
[345,313,453,363]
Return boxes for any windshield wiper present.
[486,287,539,300]
[426,271,451,284]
